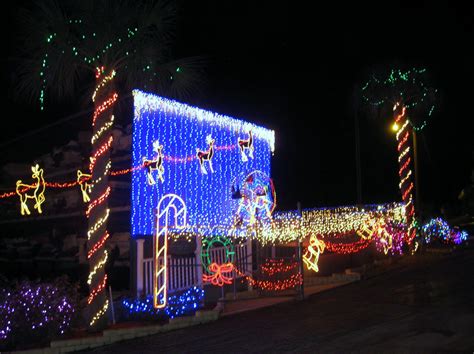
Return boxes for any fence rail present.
[142,243,252,295]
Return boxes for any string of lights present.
[361,68,437,131]
[87,67,116,329]
[121,286,204,320]
[393,104,416,245]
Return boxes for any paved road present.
[87,247,474,353]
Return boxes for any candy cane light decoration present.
[154,194,187,309]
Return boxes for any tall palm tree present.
[361,68,436,249]
[14,0,203,330]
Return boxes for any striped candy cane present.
[154,194,187,309]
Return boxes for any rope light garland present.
[87,231,110,259]
[85,186,111,217]
[393,104,416,244]
[89,300,109,327]
[86,67,116,329]
[87,274,108,304]
[87,250,108,285]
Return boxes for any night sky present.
[2,1,473,212]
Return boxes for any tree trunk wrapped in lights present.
[86,67,116,330]
[393,103,416,244]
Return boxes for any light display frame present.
[131,90,275,237]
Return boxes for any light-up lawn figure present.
[154,194,187,309]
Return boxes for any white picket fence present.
[142,242,252,295]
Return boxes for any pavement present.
[84,246,474,353]
[220,282,352,317]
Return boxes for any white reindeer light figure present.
[238,130,254,162]
[196,134,215,174]
[143,141,165,185]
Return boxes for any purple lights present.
[0,279,76,345]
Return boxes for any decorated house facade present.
[130,90,276,303]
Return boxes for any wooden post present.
[246,237,253,290]
[297,202,304,300]
[136,239,145,298]
[194,235,203,288]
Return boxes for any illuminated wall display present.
[131,90,275,237]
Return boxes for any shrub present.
[0,276,79,350]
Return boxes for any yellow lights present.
[87,250,108,285]
[154,194,187,309]
[91,115,114,145]
[396,120,410,140]
[87,209,110,240]
[392,122,399,132]
[16,164,46,216]
[77,170,92,203]
[92,70,116,102]
[89,300,109,327]
[303,235,325,272]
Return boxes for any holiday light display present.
[87,209,110,240]
[238,130,254,162]
[235,261,303,292]
[154,194,187,309]
[393,103,416,244]
[361,68,437,131]
[421,218,468,245]
[86,66,116,329]
[303,235,325,272]
[260,258,297,276]
[143,141,165,185]
[196,134,215,174]
[16,164,46,216]
[362,68,436,248]
[377,222,405,255]
[234,170,276,226]
[89,300,109,327]
[122,286,204,319]
[77,170,92,203]
[324,239,371,254]
[0,281,76,342]
[202,263,234,286]
[131,90,274,238]
[87,231,110,259]
[201,236,235,286]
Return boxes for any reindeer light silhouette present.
[16,164,46,216]
[143,141,165,185]
[238,130,254,162]
[196,134,215,174]
[77,170,92,203]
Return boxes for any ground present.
[86,245,474,353]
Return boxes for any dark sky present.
[2,1,473,212]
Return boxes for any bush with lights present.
[0,276,79,351]
[120,286,204,321]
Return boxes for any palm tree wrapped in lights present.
[361,68,436,246]
[15,0,203,330]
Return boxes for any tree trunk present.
[394,105,416,245]
[86,67,116,330]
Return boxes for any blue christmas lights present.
[421,217,468,245]
[131,90,274,237]
[121,286,204,319]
